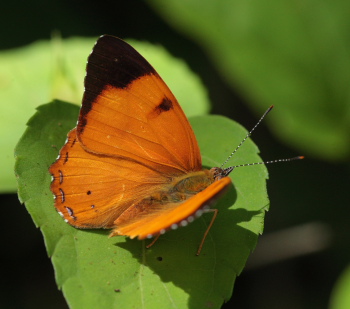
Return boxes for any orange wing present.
[49,35,232,241]
[50,129,171,228]
[77,35,201,174]
[112,177,231,239]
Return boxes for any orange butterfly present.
[49,35,302,255]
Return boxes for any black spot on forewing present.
[153,97,173,115]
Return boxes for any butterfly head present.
[210,167,234,181]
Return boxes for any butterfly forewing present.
[77,35,201,173]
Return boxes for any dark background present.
[2,1,349,308]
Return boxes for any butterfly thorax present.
[168,169,214,199]
[145,168,226,206]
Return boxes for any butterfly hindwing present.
[112,177,231,239]
[50,129,171,228]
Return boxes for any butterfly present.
[49,35,302,255]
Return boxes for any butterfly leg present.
[146,233,161,249]
[196,209,218,256]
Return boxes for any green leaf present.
[15,100,268,309]
[1,36,209,193]
[147,0,350,161]
[0,37,91,192]
[330,264,350,309]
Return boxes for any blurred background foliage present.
[1,0,349,308]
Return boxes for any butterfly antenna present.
[220,105,274,168]
[232,156,304,169]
